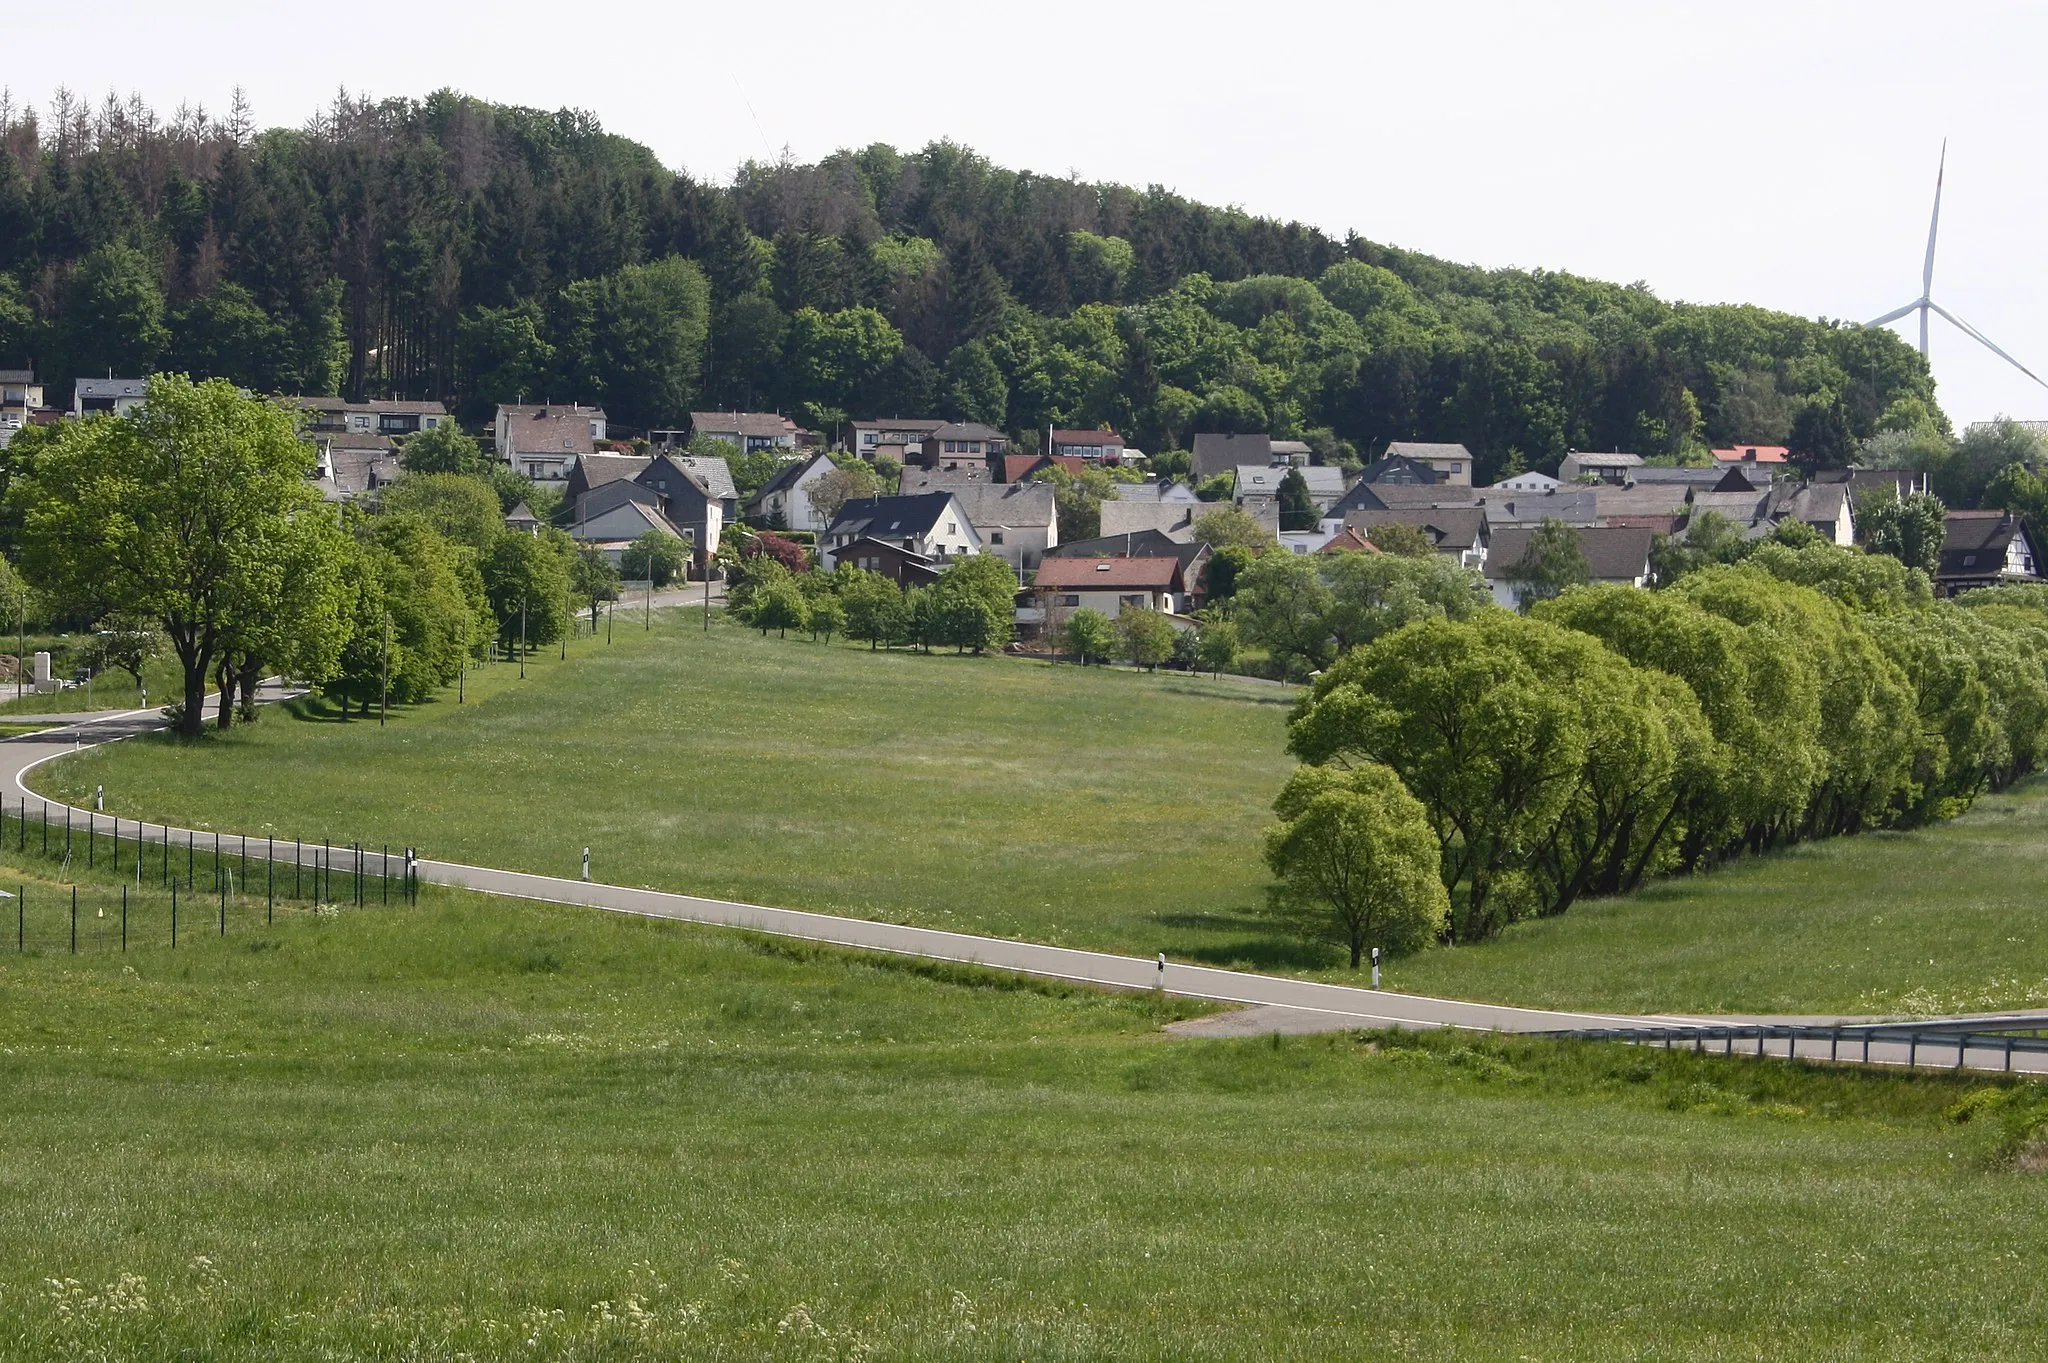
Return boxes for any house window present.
[990,531,1005,545]
[947,522,957,535]
[1121,594,1145,608]
[1963,554,1976,567]
[1059,594,1080,607]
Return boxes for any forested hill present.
[0,88,1940,480]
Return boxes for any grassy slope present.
[33,610,2048,1016]
[4,868,2046,1361]
[1393,779,2048,1016]
[38,615,1303,967]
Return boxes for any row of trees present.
[726,547,1019,655]
[0,90,1942,478]
[4,376,600,735]
[1265,541,2048,964]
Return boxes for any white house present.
[820,492,983,569]
[746,452,838,532]
[1491,470,1561,493]
[74,378,149,419]
[1033,555,1191,621]
[941,481,1059,571]
[286,396,449,437]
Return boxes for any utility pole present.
[379,612,390,726]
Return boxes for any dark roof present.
[1631,465,1764,490]
[1485,525,1655,582]
[76,377,148,401]
[1191,432,1272,477]
[851,418,946,435]
[675,454,737,501]
[1047,528,1209,574]
[0,369,36,384]
[825,492,961,541]
[1333,481,1483,516]
[1358,454,1446,486]
[751,452,834,502]
[1343,506,1487,551]
[1939,511,2034,581]
[576,478,662,521]
[1815,468,1931,498]
[577,453,653,489]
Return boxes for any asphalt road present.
[5,695,2044,1075]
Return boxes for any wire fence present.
[0,793,419,955]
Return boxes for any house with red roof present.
[1032,554,1190,629]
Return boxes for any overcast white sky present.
[11,0,2046,427]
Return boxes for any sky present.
[9,0,2046,429]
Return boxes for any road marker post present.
[1371,946,1381,990]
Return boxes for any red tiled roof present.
[1712,445,1789,463]
[1318,527,1382,554]
[1034,556,1181,589]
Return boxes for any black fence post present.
[323,838,331,904]
[267,849,274,926]
[121,886,127,953]
[70,886,76,954]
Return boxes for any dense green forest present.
[0,88,1943,481]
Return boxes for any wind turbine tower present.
[1868,142,2048,389]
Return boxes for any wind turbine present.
[1867,142,2048,390]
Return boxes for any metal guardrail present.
[1546,1021,2048,1073]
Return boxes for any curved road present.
[5,700,2043,1074]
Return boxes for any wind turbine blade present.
[1923,139,1946,297]
[1929,301,2048,390]
[1867,301,1921,327]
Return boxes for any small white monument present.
[32,651,53,695]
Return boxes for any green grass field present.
[5,854,2047,1361]
[37,614,1306,967]
[32,609,2048,1017]
[1392,776,2048,1017]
